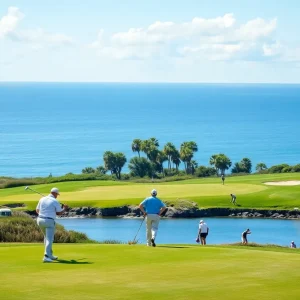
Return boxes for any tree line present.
[81,137,300,179]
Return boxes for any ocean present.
[0,82,300,178]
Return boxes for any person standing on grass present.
[290,241,297,248]
[230,193,237,205]
[198,220,209,245]
[139,189,167,247]
[36,187,68,262]
[241,228,251,244]
[221,174,225,185]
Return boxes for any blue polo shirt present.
[140,196,166,214]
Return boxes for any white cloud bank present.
[90,14,291,62]
[0,7,73,47]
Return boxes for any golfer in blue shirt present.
[139,189,167,247]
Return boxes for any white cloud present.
[111,13,236,46]
[0,6,73,47]
[0,7,23,38]
[235,18,277,41]
[90,14,280,61]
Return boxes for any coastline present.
[25,205,300,220]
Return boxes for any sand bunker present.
[264,181,300,186]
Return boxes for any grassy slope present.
[0,243,300,300]
[1,173,300,210]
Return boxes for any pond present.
[56,217,300,247]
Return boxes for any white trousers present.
[146,214,160,245]
[37,217,55,257]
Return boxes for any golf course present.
[1,172,300,299]
[1,173,300,210]
[0,243,300,300]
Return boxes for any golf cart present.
[0,208,12,217]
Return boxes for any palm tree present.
[187,141,198,153]
[149,137,159,147]
[128,157,152,177]
[180,146,193,172]
[190,160,198,175]
[256,162,267,172]
[141,138,159,161]
[156,150,168,174]
[163,142,176,169]
[215,154,232,175]
[209,154,219,174]
[103,151,127,179]
[171,149,181,170]
[82,167,95,174]
[240,158,252,173]
[180,141,198,173]
[131,139,142,157]
[96,166,107,174]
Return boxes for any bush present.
[163,169,180,177]
[0,215,94,243]
[0,178,41,189]
[282,166,293,173]
[121,174,131,180]
[268,164,290,173]
[195,166,216,177]
[45,173,112,183]
[292,164,300,172]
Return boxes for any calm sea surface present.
[56,217,300,246]
[1,83,300,177]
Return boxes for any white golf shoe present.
[50,255,58,260]
[43,256,53,263]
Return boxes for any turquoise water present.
[1,83,300,177]
[56,217,300,246]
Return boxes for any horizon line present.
[1,81,300,85]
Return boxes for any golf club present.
[129,216,145,245]
[25,186,45,197]
[25,186,65,208]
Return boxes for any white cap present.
[200,220,204,223]
[50,187,60,195]
[151,189,157,196]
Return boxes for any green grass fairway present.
[1,173,300,209]
[1,243,300,300]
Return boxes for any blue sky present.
[0,0,300,82]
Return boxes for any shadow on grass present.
[56,258,93,264]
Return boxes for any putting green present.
[1,183,266,203]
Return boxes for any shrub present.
[268,164,290,173]
[292,164,300,172]
[45,173,112,183]
[0,215,94,243]
[1,179,41,189]
[282,166,293,173]
[195,166,216,177]
[164,169,180,177]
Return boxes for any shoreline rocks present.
[26,206,300,220]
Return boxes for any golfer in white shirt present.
[198,220,209,245]
[36,187,68,262]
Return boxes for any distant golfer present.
[139,189,167,247]
[198,220,209,245]
[221,174,225,185]
[230,193,237,205]
[36,187,68,262]
[290,241,297,248]
[241,228,251,244]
